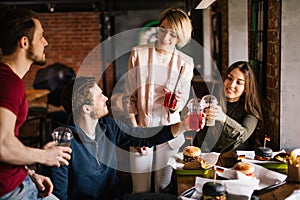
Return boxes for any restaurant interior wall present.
[280,0,300,150]
[113,9,163,93]
[228,0,248,65]
[23,12,101,90]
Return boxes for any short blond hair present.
[159,7,192,48]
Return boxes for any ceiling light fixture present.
[48,3,55,12]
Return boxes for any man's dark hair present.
[0,6,39,55]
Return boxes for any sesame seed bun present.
[183,146,201,157]
[233,162,256,178]
[183,146,201,162]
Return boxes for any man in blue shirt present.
[46,77,200,200]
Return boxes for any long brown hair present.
[224,61,263,121]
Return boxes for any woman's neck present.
[226,97,240,103]
[155,42,174,56]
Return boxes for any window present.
[249,0,268,97]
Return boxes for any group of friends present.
[0,5,262,200]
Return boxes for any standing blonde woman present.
[123,7,194,193]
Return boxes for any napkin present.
[216,163,287,189]
[285,189,300,200]
[251,162,287,189]
[190,176,259,199]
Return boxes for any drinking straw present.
[173,66,183,93]
[211,81,215,95]
[207,82,216,108]
[169,66,183,107]
[191,85,198,112]
[191,85,200,125]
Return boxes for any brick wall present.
[23,12,101,90]
[264,0,281,149]
[220,0,228,76]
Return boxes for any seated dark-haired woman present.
[194,61,263,153]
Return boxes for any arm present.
[213,114,258,152]
[209,104,258,142]
[223,114,258,143]
[115,116,190,148]
[0,107,71,166]
[25,166,53,198]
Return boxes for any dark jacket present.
[194,99,258,153]
[47,116,174,200]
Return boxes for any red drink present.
[189,112,199,130]
[189,112,203,130]
[164,92,177,109]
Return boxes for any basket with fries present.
[287,149,300,183]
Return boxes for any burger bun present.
[233,162,256,178]
[183,146,201,162]
[255,147,273,161]
[183,146,201,157]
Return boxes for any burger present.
[255,147,273,161]
[202,182,227,200]
[183,146,201,162]
[233,162,256,178]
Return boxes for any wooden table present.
[21,89,50,147]
[174,151,300,199]
[258,182,300,199]
[26,89,50,102]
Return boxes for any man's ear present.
[82,105,90,113]
[19,36,29,49]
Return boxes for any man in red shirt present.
[0,6,72,200]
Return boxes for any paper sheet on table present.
[237,150,286,164]
[168,152,220,170]
[285,189,300,200]
[180,163,287,200]
[216,163,287,189]
[193,176,257,199]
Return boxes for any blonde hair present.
[159,7,192,48]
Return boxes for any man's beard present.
[90,107,107,119]
[27,44,46,66]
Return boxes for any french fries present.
[289,150,300,167]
